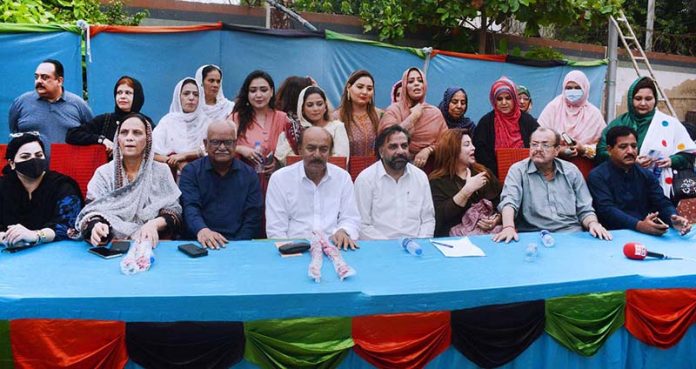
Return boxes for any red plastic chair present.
[50,144,108,197]
[495,148,529,182]
[567,156,595,180]
[349,155,377,182]
[0,144,7,172]
[286,155,348,170]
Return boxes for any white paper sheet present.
[430,238,486,257]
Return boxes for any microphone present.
[623,242,676,260]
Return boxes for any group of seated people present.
[1,59,694,250]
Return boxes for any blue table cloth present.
[0,229,694,322]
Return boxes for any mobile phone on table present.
[178,243,208,258]
[89,247,124,259]
[110,240,131,253]
[279,241,311,255]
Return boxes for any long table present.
[0,229,694,322]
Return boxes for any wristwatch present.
[98,135,106,144]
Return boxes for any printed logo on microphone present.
[633,243,648,257]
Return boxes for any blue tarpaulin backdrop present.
[0,31,82,142]
[0,27,607,143]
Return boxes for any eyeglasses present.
[530,142,556,151]
[208,139,235,147]
[9,131,40,139]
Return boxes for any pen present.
[431,241,454,248]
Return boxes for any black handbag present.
[672,168,696,200]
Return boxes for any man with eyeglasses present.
[8,59,92,156]
[493,127,612,243]
[179,120,263,248]
[265,126,361,250]
[588,126,691,236]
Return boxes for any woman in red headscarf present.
[473,77,539,176]
[379,67,447,169]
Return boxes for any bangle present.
[35,229,46,244]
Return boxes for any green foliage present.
[554,0,696,55]
[0,0,148,25]
[293,0,623,42]
[524,46,564,60]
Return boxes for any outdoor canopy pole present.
[606,17,618,121]
[265,0,318,31]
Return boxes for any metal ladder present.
[609,10,677,116]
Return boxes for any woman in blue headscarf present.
[438,87,475,132]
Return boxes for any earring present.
[347,93,351,102]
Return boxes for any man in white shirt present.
[354,125,435,239]
[266,126,360,249]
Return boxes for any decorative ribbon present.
[451,300,545,368]
[244,317,353,369]
[352,312,450,369]
[625,289,696,348]
[0,321,13,369]
[10,319,127,369]
[126,321,245,369]
[545,291,625,356]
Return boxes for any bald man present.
[179,120,263,248]
[265,127,361,250]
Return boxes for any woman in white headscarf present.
[274,86,350,164]
[76,113,182,247]
[195,64,235,122]
[153,77,211,172]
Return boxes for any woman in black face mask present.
[0,133,83,247]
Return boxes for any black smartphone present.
[89,247,124,259]
[561,132,576,146]
[279,241,311,255]
[111,241,130,253]
[178,243,208,258]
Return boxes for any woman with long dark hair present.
[232,70,287,172]
[333,70,381,157]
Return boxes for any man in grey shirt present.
[8,59,93,155]
[493,127,612,243]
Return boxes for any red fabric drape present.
[430,50,507,62]
[352,312,451,369]
[10,319,127,369]
[625,289,696,348]
[89,23,222,38]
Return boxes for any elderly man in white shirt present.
[354,125,435,239]
[266,126,361,250]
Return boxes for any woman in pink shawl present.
[379,67,447,169]
[538,70,606,159]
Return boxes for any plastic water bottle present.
[401,238,423,256]
[539,230,555,248]
[525,243,538,262]
[254,141,264,173]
